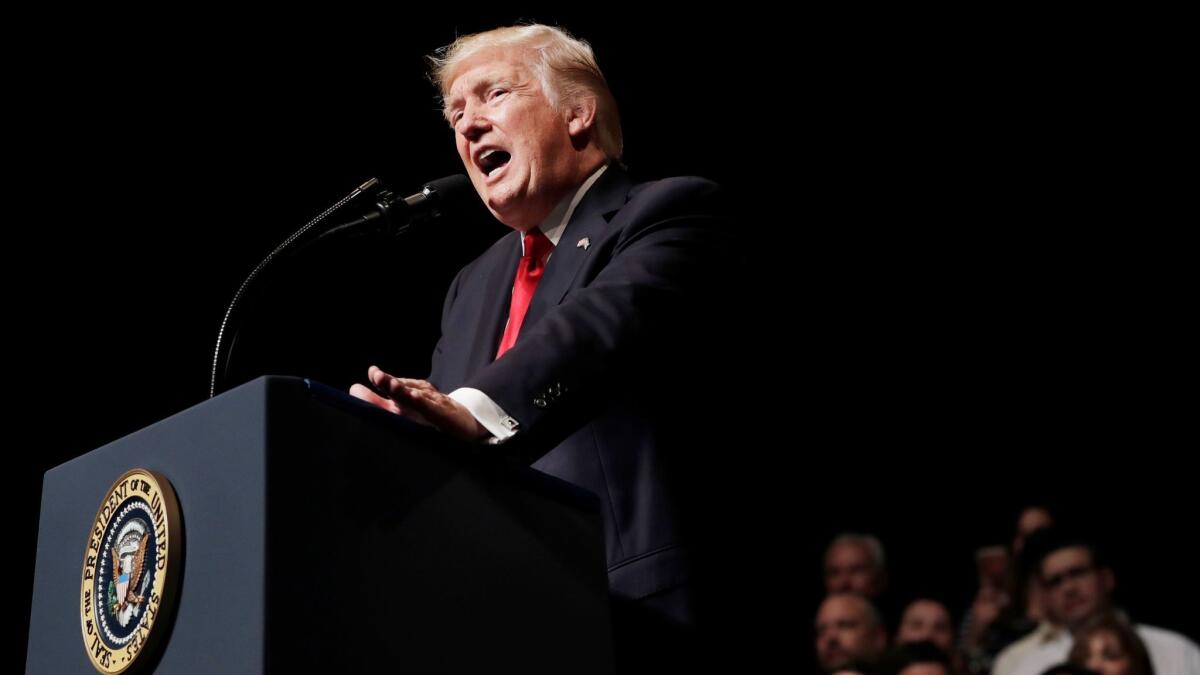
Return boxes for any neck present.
[511,153,609,231]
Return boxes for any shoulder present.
[599,175,730,251]
[621,175,727,221]
[1135,623,1200,656]
[629,175,723,200]
[993,628,1053,675]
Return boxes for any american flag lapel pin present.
[576,237,590,250]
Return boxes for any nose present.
[455,103,490,143]
[817,633,834,652]
[1063,578,1083,596]
[819,633,843,659]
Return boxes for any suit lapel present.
[464,231,522,375]
[522,166,633,330]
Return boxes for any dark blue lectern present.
[28,376,614,673]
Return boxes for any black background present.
[14,8,1193,664]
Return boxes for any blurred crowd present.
[814,508,1200,674]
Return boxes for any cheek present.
[458,151,473,172]
[512,140,536,166]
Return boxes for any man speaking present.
[349,24,736,664]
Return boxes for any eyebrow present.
[443,75,517,121]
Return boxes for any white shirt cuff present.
[448,387,520,444]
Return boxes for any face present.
[1042,547,1112,627]
[896,600,955,653]
[899,665,949,675]
[825,542,885,597]
[815,595,886,671]
[444,48,586,230]
[1083,630,1135,675]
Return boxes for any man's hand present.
[349,365,489,442]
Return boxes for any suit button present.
[533,397,547,408]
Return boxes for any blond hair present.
[429,24,623,160]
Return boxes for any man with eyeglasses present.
[993,530,1200,675]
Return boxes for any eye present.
[488,88,508,101]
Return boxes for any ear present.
[566,95,598,139]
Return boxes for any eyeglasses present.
[1044,563,1095,589]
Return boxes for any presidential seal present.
[79,469,181,673]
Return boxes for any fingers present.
[368,365,391,390]
[391,384,439,417]
[393,378,437,391]
[349,383,403,415]
[367,366,438,399]
[370,380,454,432]
[357,367,477,437]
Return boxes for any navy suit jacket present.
[428,165,731,603]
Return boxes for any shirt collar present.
[521,163,609,253]
[1038,621,1068,643]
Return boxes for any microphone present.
[325,174,474,238]
[208,174,474,398]
[383,173,474,215]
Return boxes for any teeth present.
[481,149,498,161]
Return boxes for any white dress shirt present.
[993,620,1200,675]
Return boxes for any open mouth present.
[477,149,511,177]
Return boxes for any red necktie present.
[495,229,554,358]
